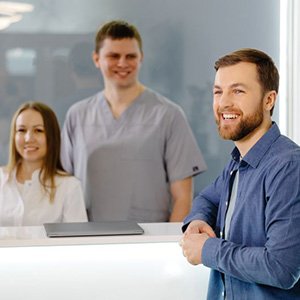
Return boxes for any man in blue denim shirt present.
[180,48,300,299]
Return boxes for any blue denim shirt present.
[184,123,300,299]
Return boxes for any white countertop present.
[0,222,183,247]
[0,222,210,300]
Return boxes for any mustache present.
[217,108,241,114]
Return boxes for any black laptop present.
[44,221,144,238]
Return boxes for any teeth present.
[223,114,238,119]
[116,72,128,76]
[25,147,37,151]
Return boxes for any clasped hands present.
[179,220,216,265]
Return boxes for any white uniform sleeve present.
[0,168,24,226]
[62,178,88,222]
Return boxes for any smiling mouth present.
[222,113,239,120]
[115,71,130,77]
[24,146,38,151]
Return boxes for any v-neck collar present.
[100,89,146,123]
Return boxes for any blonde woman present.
[0,101,87,226]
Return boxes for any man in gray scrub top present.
[61,20,207,222]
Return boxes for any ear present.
[264,90,277,113]
[92,51,100,68]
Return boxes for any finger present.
[179,238,184,247]
[185,226,198,234]
[204,225,216,238]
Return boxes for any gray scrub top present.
[61,88,206,222]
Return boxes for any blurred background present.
[0,0,280,192]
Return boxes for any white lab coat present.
[0,167,87,226]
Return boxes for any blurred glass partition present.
[0,0,280,192]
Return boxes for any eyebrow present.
[106,51,138,55]
[213,83,249,89]
[16,124,44,128]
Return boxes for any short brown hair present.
[215,48,279,115]
[94,20,143,53]
[7,101,65,202]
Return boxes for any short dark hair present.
[95,20,143,53]
[215,48,279,115]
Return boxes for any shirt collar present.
[231,122,281,168]
[12,167,41,183]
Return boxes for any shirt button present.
[222,291,225,297]
[220,231,223,238]
[230,171,233,175]
[225,201,228,206]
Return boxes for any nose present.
[217,92,233,109]
[25,130,34,141]
[117,56,128,67]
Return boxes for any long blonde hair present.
[7,101,66,202]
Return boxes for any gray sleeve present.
[165,107,207,182]
[61,109,75,174]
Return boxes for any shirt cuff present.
[182,213,214,232]
[202,237,223,269]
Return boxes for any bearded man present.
[180,48,300,300]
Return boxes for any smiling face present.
[15,109,47,168]
[93,38,143,90]
[213,62,274,143]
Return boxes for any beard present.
[216,103,264,141]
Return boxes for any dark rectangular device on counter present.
[44,221,144,237]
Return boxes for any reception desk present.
[0,223,210,300]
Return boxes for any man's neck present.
[235,120,272,157]
[104,82,145,118]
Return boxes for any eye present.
[35,128,45,133]
[16,128,26,133]
[107,53,119,59]
[213,90,222,95]
[126,54,137,60]
[233,89,245,94]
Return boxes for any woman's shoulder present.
[54,174,83,200]
[0,166,9,176]
[0,166,12,185]
[55,172,81,187]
